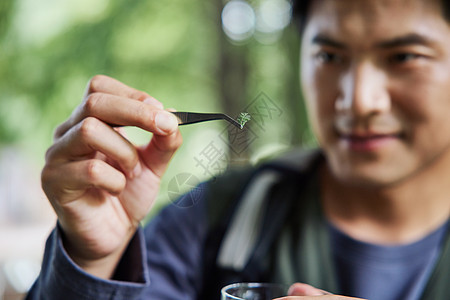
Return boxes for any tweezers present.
[171,111,243,129]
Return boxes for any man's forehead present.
[303,0,446,45]
[308,0,443,23]
[308,0,441,14]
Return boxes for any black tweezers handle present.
[171,112,242,129]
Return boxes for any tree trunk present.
[214,0,250,164]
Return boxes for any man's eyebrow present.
[311,34,346,49]
[311,33,435,49]
[376,33,434,48]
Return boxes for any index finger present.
[56,94,178,138]
[55,76,172,138]
[85,75,152,102]
[85,75,164,111]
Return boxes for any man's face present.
[300,0,450,187]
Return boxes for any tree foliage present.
[0,0,312,210]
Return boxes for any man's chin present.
[334,173,397,189]
[325,149,413,188]
[328,162,409,189]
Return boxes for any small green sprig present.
[237,112,251,129]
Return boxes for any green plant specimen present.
[237,112,251,129]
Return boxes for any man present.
[27,0,449,299]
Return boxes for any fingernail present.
[287,286,295,296]
[143,97,164,109]
[155,111,178,133]
[132,163,142,178]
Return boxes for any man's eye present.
[315,51,341,64]
[389,53,421,63]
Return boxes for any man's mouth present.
[338,132,402,151]
[334,114,405,152]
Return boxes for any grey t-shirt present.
[330,220,448,300]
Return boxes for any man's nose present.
[335,61,390,116]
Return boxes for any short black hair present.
[292,0,450,31]
[291,0,311,31]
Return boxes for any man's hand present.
[275,283,365,300]
[41,75,182,279]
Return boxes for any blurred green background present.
[0,0,316,210]
[0,0,318,296]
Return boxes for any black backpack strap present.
[241,170,308,280]
[420,223,450,300]
[215,169,281,272]
[198,167,258,300]
[198,149,323,300]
